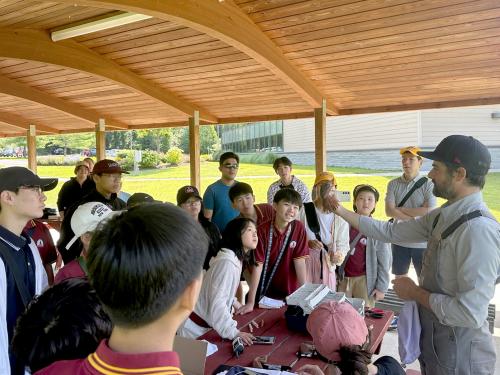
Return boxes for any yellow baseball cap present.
[399,146,421,157]
[314,171,336,186]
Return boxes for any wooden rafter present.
[0,75,129,130]
[0,28,218,123]
[0,110,59,134]
[338,97,500,115]
[51,0,338,114]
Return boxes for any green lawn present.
[40,162,500,221]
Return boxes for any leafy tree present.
[37,133,95,155]
[177,125,220,154]
[135,128,173,152]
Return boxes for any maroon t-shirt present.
[255,219,309,299]
[35,339,182,375]
[54,259,86,284]
[254,203,274,226]
[344,227,367,277]
[24,220,57,265]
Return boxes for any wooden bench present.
[375,289,496,334]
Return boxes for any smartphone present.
[334,190,351,202]
[253,336,276,345]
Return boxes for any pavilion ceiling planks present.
[0,0,499,135]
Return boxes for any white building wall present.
[284,105,500,152]
[420,105,500,147]
[284,111,420,152]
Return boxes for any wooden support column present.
[27,124,37,173]
[314,99,327,176]
[95,118,106,161]
[189,111,200,190]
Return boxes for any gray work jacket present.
[360,192,500,329]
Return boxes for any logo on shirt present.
[360,238,367,245]
[36,239,44,248]
[289,241,296,249]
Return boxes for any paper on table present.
[201,340,218,356]
[246,367,295,375]
[259,296,285,309]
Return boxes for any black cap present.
[418,135,491,175]
[176,185,202,205]
[127,192,159,208]
[0,167,58,193]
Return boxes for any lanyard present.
[259,221,293,299]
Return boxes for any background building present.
[219,105,500,170]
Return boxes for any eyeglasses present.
[18,185,43,195]
[101,173,122,181]
[182,199,201,207]
[222,163,239,169]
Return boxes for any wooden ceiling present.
[0,0,499,137]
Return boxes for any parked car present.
[52,148,64,155]
[106,149,118,157]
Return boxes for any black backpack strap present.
[304,202,321,242]
[432,213,441,232]
[304,202,327,280]
[0,241,32,307]
[397,177,428,207]
[441,210,496,240]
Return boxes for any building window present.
[218,121,283,153]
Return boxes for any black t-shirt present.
[200,219,221,270]
[57,177,94,212]
[57,189,126,263]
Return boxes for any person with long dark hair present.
[177,185,221,270]
[178,217,258,345]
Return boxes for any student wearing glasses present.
[203,152,241,232]
[57,159,128,264]
[178,185,221,270]
[0,167,56,375]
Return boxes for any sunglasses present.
[222,163,239,169]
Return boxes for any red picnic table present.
[200,306,393,374]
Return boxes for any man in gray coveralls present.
[330,135,500,374]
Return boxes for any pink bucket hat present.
[306,301,368,362]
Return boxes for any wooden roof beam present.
[0,111,60,134]
[0,75,129,130]
[339,97,500,115]
[52,0,338,114]
[0,28,217,123]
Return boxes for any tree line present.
[0,126,220,156]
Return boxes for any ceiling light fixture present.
[51,11,152,42]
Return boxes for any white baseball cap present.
[66,202,121,249]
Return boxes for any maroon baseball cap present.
[418,135,490,175]
[92,159,129,175]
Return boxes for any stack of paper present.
[258,296,285,309]
[286,283,346,314]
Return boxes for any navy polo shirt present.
[0,225,36,374]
